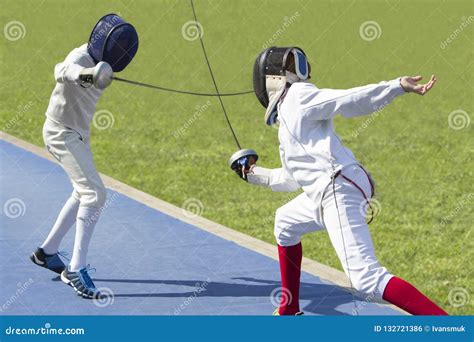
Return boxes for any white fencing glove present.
[79,61,113,89]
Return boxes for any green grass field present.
[1,0,472,314]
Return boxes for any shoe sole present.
[30,253,65,275]
[60,272,95,299]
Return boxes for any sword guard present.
[228,149,259,181]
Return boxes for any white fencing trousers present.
[274,164,393,301]
[43,118,107,208]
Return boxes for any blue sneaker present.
[60,266,102,299]
[30,247,67,274]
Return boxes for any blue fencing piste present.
[0,139,400,316]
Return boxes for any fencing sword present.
[112,76,253,97]
[189,0,258,178]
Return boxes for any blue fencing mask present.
[87,13,139,72]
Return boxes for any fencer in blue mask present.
[30,14,138,299]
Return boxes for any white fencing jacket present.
[248,79,405,203]
[45,44,102,138]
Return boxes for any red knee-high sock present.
[277,243,302,315]
[383,276,448,315]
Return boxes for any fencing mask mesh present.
[87,13,139,72]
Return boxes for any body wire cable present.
[189,0,241,149]
[331,170,359,315]
[112,76,253,97]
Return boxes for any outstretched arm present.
[54,61,83,84]
[303,75,437,120]
[54,48,90,84]
[54,49,112,89]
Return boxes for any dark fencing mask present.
[88,13,139,72]
[253,47,310,125]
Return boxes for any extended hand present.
[400,75,437,95]
[232,157,257,181]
